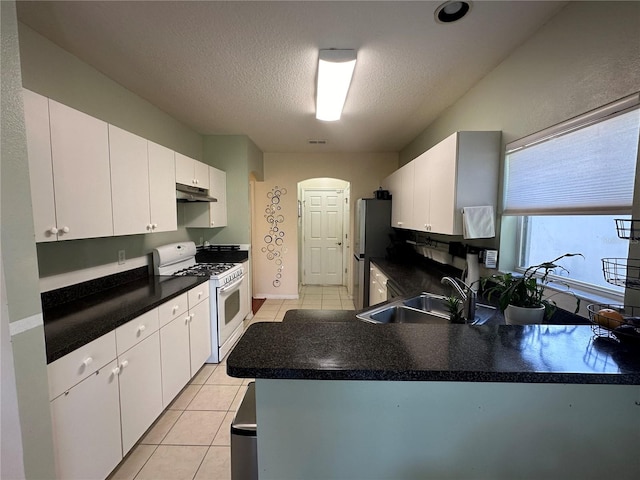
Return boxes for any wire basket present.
[615,219,640,240]
[601,258,640,290]
[586,303,640,340]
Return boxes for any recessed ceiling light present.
[434,1,471,23]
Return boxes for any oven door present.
[217,274,246,346]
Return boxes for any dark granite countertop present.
[371,255,589,325]
[370,256,460,298]
[282,309,360,323]
[43,270,208,364]
[227,321,640,384]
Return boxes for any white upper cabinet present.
[175,152,210,189]
[209,166,228,227]
[109,125,151,236]
[183,165,228,228]
[49,99,114,240]
[25,89,178,241]
[383,131,500,235]
[412,133,458,234]
[382,161,415,230]
[23,89,57,242]
[25,91,114,241]
[148,141,178,233]
[110,127,178,236]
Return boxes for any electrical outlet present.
[118,250,126,265]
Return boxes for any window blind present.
[503,94,640,216]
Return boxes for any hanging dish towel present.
[462,206,495,239]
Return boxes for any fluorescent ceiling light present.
[316,49,357,121]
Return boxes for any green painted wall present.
[18,23,202,160]
[203,135,264,245]
[18,23,207,278]
[1,2,56,477]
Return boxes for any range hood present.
[176,183,217,202]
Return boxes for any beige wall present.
[254,153,397,297]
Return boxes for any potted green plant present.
[480,253,583,325]
[445,295,465,324]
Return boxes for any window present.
[504,93,640,298]
[518,215,631,295]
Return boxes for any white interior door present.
[303,189,344,285]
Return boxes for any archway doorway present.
[298,178,350,287]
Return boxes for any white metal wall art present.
[262,186,287,287]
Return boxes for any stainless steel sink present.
[356,292,497,325]
[369,306,450,324]
[402,293,450,316]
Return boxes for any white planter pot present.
[504,304,545,325]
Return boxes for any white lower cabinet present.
[159,284,211,407]
[48,285,212,478]
[117,331,163,455]
[188,296,212,374]
[49,359,122,480]
[369,264,388,306]
[160,314,191,407]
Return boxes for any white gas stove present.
[153,242,247,363]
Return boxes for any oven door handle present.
[218,274,244,294]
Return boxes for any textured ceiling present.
[17,1,566,153]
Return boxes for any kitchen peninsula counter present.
[228,319,640,384]
[228,318,639,479]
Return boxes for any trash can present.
[231,381,257,480]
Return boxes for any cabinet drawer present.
[116,308,159,355]
[158,292,189,328]
[188,281,210,308]
[47,331,117,400]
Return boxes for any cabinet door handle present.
[50,227,59,234]
[137,324,146,334]
[61,226,70,233]
[82,357,93,367]
[172,305,179,313]
[112,366,121,376]
[152,223,158,229]
[120,360,129,369]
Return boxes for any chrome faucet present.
[441,276,476,323]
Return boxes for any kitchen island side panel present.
[256,379,639,480]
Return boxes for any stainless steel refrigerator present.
[353,198,392,309]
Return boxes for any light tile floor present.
[108,286,353,480]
